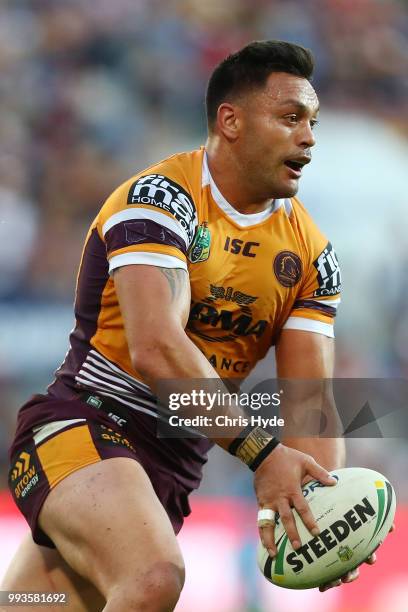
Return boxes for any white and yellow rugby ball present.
[258,467,396,589]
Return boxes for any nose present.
[299,120,316,149]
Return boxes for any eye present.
[284,114,298,123]
[310,119,319,130]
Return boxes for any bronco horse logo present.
[273,251,302,287]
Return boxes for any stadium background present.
[0,0,407,610]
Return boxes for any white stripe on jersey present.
[89,349,151,391]
[102,207,189,248]
[108,251,187,274]
[282,316,335,338]
[86,389,160,420]
[33,419,87,445]
[81,362,135,389]
[311,297,341,309]
[76,370,135,396]
[283,198,293,216]
[75,349,160,415]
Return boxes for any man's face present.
[235,72,319,199]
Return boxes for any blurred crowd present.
[1,0,407,302]
[1,0,408,490]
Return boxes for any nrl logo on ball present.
[337,545,354,562]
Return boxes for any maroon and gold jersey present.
[49,147,341,415]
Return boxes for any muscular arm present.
[113,264,244,447]
[114,265,215,381]
[275,329,346,471]
[275,330,382,592]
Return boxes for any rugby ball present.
[257,467,396,589]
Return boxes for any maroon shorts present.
[8,392,204,548]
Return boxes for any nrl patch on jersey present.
[188,222,211,263]
[313,242,341,297]
[127,174,197,242]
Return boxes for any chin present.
[272,183,299,199]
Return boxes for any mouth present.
[284,157,311,179]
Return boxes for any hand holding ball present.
[258,467,396,589]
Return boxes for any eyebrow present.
[278,99,320,113]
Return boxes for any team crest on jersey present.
[313,242,341,297]
[188,222,211,263]
[127,174,197,242]
[273,251,302,288]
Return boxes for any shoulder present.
[289,196,342,300]
[288,196,325,235]
[128,148,204,197]
[288,196,330,257]
[97,148,204,243]
[105,148,202,209]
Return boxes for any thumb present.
[301,474,315,486]
[305,458,337,486]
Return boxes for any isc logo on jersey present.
[127,174,197,242]
[313,242,341,297]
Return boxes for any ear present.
[216,103,242,141]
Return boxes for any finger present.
[301,473,315,487]
[320,567,360,591]
[278,500,302,550]
[292,492,319,536]
[259,522,277,558]
[365,552,376,565]
[365,541,381,562]
[305,457,337,486]
[319,579,342,592]
[341,568,359,583]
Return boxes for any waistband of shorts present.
[78,391,132,425]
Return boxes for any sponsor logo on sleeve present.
[313,242,341,297]
[127,174,197,243]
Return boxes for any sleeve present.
[99,171,198,274]
[282,214,342,338]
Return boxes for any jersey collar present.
[202,151,285,227]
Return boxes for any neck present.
[205,137,272,215]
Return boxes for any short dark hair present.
[206,40,314,130]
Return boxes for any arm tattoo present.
[157,267,188,301]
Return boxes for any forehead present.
[254,72,319,113]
